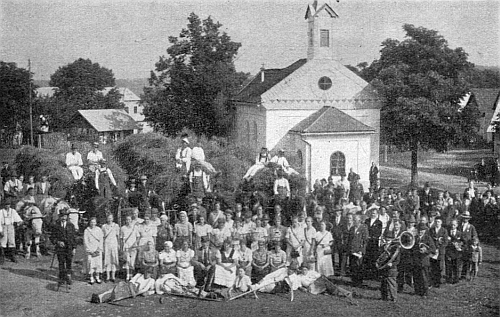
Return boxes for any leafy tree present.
[361,24,474,186]
[143,13,249,137]
[0,61,38,132]
[462,67,500,88]
[44,58,123,131]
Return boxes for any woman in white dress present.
[302,217,317,269]
[120,215,139,281]
[315,221,334,277]
[286,217,305,266]
[84,217,104,284]
[176,240,196,286]
[102,213,120,282]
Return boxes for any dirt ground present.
[1,149,499,317]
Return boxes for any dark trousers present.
[57,251,73,281]
[194,264,215,290]
[446,257,462,284]
[381,269,398,300]
[349,255,364,286]
[412,265,429,296]
[430,258,445,287]
[397,254,413,290]
[340,251,350,275]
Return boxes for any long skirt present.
[316,246,334,276]
[103,241,119,271]
[214,264,236,288]
[177,266,196,287]
[87,253,103,273]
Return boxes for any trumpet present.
[376,231,415,270]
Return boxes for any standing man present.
[411,223,436,297]
[175,136,192,175]
[348,176,364,204]
[348,214,368,287]
[0,199,23,264]
[419,182,433,219]
[459,211,477,280]
[369,162,379,189]
[95,159,117,199]
[364,206,383,280]
[66,144,84,181]
[51,208,77,287]
[87,142,104,173]
[330,207,344,273]
[35,174,51,202]
[429,217,448,288]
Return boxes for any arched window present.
[245,121,250,144]
[297,149,303,167]
[330,151,346,176]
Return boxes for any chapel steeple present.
[305,1,339,61]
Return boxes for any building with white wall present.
[232,1,381,190]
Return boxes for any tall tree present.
[143,13,249,137]
[45,58,123,131]
[361,24,474,186]
[0,61,38,131]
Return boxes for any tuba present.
[376,231,415,270]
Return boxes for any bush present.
[14,141,127,198]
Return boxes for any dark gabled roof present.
[77,109,139,132]
[290,106,375,134]
[470,88,500,111]
[233,59,307,103]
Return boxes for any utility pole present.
[28,59,34,146]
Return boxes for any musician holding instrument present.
[379,240,400,302]
[445,219,464,284]
[411,223,436,297]
[429,217,448,288]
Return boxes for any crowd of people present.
[0,139,496,303]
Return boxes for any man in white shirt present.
[0,198,23,263]
[175,137,192,174]
[270,150,299,176]
[191,145,217,175]
[66,144,83,180]
[87,142,104,173]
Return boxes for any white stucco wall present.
[343,108,380,165]
[302,133,372,190]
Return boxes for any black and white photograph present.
[0,0,498,316]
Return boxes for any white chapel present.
[232,1,381,190]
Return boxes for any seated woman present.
[176,240,196,287]
[194,215,212,252]
[243,147,270,181]
[269,241,287,272]
[270,149,299,176]
[250,217,268,251]
[140,240,159,279]
[228,267,252,298]
[251,239,270,284]
[214,239,239,288]
[211,218,231,250]
[238,239,253,278]
[155,241,178,294]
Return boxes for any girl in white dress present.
[84,217,104,284]
[303,217,317,269]
[315,221,334,277]
[102,214,120,282]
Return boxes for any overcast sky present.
[1,0,498,80]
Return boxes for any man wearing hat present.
[397,215,416,292]
[20,192,44,259]
[429,217,448,288]
[4,171,22,203]
[175,135,192,174]
[193,236,217,291]
[50,207,77,286]
[411,223,436,297]
[87,142,104,173]
[66,144,84,180]
[95,159,117,199]
[0,198,23,264]
[459,211,477,280]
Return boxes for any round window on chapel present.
[318,76,332,90]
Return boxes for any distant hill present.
[475,65,500,72]
[33,78,150,97]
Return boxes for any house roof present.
[290,106,375,134]
[470,88,500,111]
[35,86,140,101]
[76,109,139,132]
[486,90,500,132]
[233,59,308,103]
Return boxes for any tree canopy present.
[360,24,477,186]
[0,61,38,131]
[42,58,123,131]
[143,13,249,137]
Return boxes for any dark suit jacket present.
[429,226,448,259]
[51,220,77,253]
[35,182,51,195]
[348,224,369,255]
[364,218,383,240]
[369,166,379,182]
[330,215,345,250]
[412,232,436,267]
[446,229,463,260]
[460,223,478,245]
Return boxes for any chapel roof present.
[290,106,375,134]
[469,88,500,111]
[233,59,308,103]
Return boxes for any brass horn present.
[376,231,415,270]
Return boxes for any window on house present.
[245,121,250,144]
[320,29,329,47]
[330,151,346,176]
[134,106,138,114]
[253,121,258,144]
